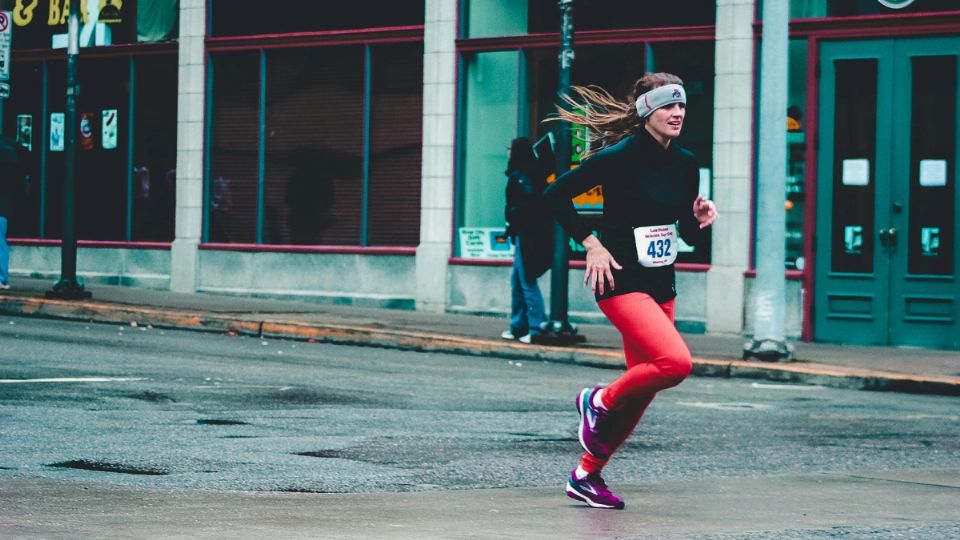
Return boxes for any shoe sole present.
[565,482,625,509]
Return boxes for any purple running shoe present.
[576,386,611,459]
[565,470,625,509]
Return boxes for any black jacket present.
[505,168,553,281]
[0,137,28,218]
[542,129,708,303]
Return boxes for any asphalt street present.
[1,316,958,538]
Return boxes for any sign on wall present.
[458,227,513,259]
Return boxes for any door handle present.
[878,227,898,247]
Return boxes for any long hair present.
[549,72,684,159]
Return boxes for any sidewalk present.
[1,277,958,396]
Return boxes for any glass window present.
[4,61,44,238]
[907,55,955,276]
[209,52,260,244]
[466,0,715,38]
[209,44,423,247]
[367,43,424,247]
[11,0,177,50]
[458,40,715,263]
[830,59,878,274]
[458,51,521,236]
[39,58,130,241]
[210,0,424,37]
[132,55,177,242]
[263,47,364,246]
[786,38,808,270]
[74,57,130,241]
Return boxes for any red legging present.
[579,292,693,474]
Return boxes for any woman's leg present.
[578,295,686,473]
[599,293,692,405]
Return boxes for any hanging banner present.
[17,114,32,151]
[80,112,95,150]
[50,112,65,151]
[102,109,117,149]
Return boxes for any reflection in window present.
[132,55,178,242]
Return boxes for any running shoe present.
[576,386,611,459]
[500,330,517,340]
[565,470,625,509]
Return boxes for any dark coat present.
[0,138,26,219]
[505,169,553,281]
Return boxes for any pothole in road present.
[125,391,176,403]
[197,419,250,426]
[48,460,168,476]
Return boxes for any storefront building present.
[5,1,959,349]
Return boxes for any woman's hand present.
[582,235,622,295]
[693,195,718,229]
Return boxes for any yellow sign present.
[13,0,123,26]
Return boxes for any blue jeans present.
[509,237,546,336]
[0,217,8,285]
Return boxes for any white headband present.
[635,84,686,118]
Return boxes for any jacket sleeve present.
[541,154,606,245]
[505,173,536,229]
[677,158,709,247]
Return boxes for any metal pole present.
[543,0,584,345]
[48,0,90,299]
[744,0,790,361]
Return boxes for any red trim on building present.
[788,11,960,39]
[801,38,820,343]
[8,239,172,250]
[456,26,714,52]
[743,269,804,280]
[205,26,424,52]
[448,257,710,273]
[199,243,415,255]
[11,42,179,62]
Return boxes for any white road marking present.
[751,382,825,391]
[676,401,772,411]
[0,377,145,384]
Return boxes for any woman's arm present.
[541,153,607,245]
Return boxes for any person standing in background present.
[501,137,553,344]
[0,134,26,291]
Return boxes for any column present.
[706,0,755,334]
[170,0,206,293]
[415,0,457,313]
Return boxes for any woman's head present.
[631,73,687,146]
[507,137,538,174]
[550,72,686,156]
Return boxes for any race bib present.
[634,223,678,267]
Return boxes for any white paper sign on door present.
[842,159,870,186]
[919,159,947,187]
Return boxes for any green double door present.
[815,38,960,349]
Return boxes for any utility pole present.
[47,0,90,299]
[744,0,790,361]
[543,0,584,345]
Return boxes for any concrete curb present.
[2,295,958,397]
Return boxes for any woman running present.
[542,72,718,509]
